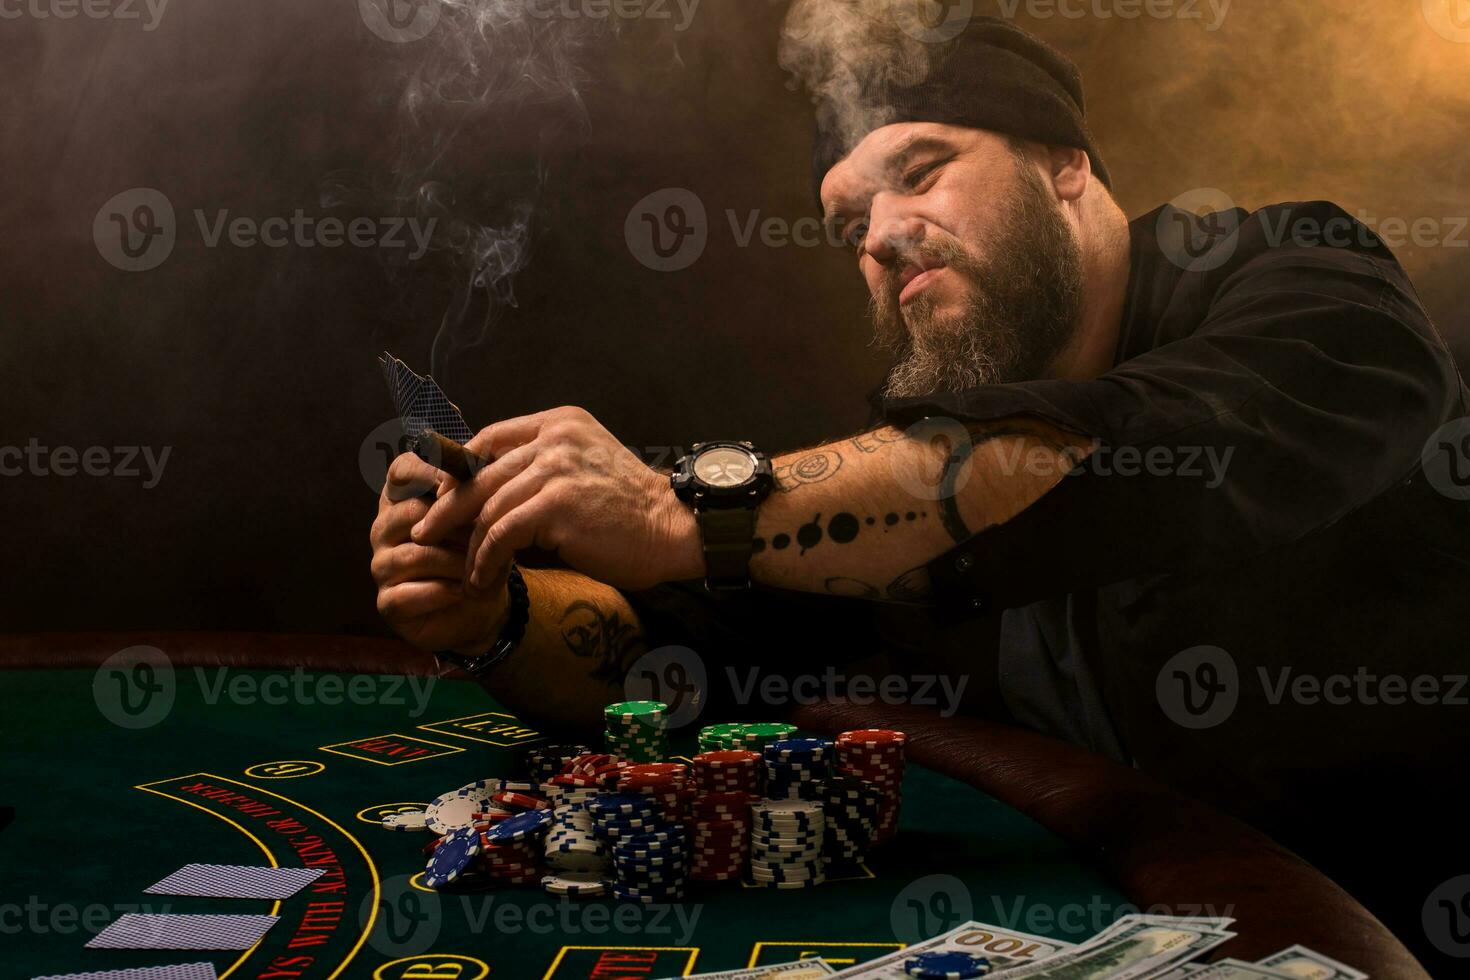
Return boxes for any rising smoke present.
[385,0,617,378]
[777,0,943,168]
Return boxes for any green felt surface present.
[0,666,1128,979]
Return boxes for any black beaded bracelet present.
[434,562,530,679]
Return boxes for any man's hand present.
[412,406,700,595]
[371,453,514,653]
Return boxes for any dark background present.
[3,0,1467,634]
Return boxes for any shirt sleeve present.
[875,201,1464,613]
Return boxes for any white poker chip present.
[541,870,611,897]
[381,811,429,832]
[425,785,494,834]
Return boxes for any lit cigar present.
[415,428,491,482]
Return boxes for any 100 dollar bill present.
[1256,945,1368,980]
[678,960,838,980]
[830,921,1076,977]
[995,914,1235,980]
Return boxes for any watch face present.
[695,446,755,488]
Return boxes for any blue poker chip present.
[615,829,687,848]
[483,808,553,843]
[615,849,688,863]
[766,737,833,755]
[612,882,687,902]
[589,793,661,815]
[616,863,689,879]
[424,827,482,888]
[903,952,992,979]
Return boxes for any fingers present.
[376,578,463,622]
[462,462,548,586]
[383,452,442,504]
[468,496,555,593]
[371,494,432,549]
[371,541,467,589]
[461,408,571,462]
[414,440,541,545]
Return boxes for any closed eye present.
[903,160,946,191]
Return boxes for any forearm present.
[476,566,647,732]
[670,419,1092,602]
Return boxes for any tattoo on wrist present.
[559,601,646,683]
[752,509,929,557]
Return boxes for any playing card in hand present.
[379,352,475,449]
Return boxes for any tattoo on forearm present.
[753,509,929,556]
[850,427,905,454]
[823,564,932,604]
[773,450,843,493]
[559,601,645,683]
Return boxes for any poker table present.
[0,633,1428,979]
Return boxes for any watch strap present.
[698,506,759,590]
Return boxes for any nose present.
[862,195,925,268]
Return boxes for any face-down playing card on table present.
[83,913,278,951]
[33,964,218,980]
[143,863,325,900]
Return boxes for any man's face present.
[820,122,1084,399]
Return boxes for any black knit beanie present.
[810,16,1111,206]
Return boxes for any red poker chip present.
[836,728,907,745]
[624,762,689,777]
[697,790,758,804]
[492,791,550,811]
[694,749,760,764]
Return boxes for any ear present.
[1047,145,1090,203]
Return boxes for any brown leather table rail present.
[790,698,1429,978]
[2,631,1429,978]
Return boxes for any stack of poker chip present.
[527,744,593,784]
[587,791,691,901]
[818,774,883,870]
[423,808,553,889]
[748,799,825,889]
[619,762,694,823]
[691,749,762,795]
[476,808,553,885]
[698,721,797,754]
[689,791,753,881]
[541,804,613,897]
[561,752,630,790]
[762,737,833,801]
[587,792,669,846]
[835,729,907,845]
[612,826,691,903]
[604,701,669,763]
[903,951,992,978]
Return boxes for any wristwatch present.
[671,441,774,591]
[435,562,530,679]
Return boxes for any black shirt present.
[628,200,1470,854]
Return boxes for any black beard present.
[871,157,1085,399]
